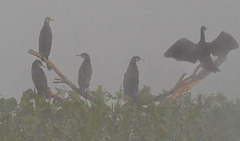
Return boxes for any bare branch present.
[153,57,227,102]
[28,49,97,103]
[29,49,227,104]
[53,78,66,84]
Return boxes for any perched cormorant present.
[31,60,49,96]
[39,17,54,71]
[164,26,238,73]
[123,56,141,98]
[77,53,92,94]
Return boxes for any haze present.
[0,0,240,100]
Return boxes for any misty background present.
[0,0,239,100]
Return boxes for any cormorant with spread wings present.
[164,26,238,73]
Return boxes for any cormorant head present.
[201,26,208,32]
[32,60,45,68]
[76,53,90,60]
[44,17,54,24]
[130,56,142,63]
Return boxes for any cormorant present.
[164,26,238,73]
[123,56,141,98]
[77,53,92,94]
[31,60,49,96]
[39,17,54,71]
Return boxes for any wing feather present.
[123,65,139,97]
[39,26,52,57]
[209,31,239,57]
[78,62,92,89]
[164,38,198,63]
[32,68,48,95]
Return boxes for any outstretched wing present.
[164,38,198,63]
[209,31,239,57]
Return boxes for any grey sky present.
[0,0,240,100]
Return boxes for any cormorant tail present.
[44,56,52,71]
[40,54,44,61]
[79,87,85,94]
[211,66,220,73]
[47,64,52,71]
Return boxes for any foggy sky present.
[0,0,240,100]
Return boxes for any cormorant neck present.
[84,58,91,63]
[200,30,205,42]
[44,21,49,26]
[130,61,137,66]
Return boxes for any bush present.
[0,87,239,141]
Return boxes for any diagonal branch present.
[28,49,97,103]
[153,57,227,102]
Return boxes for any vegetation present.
[0,86,239,141]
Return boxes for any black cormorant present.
[123,56,141,98]
[164,26,238,73]
[39,17,54,71]
[31,60,49,96]
[77,53,92,94]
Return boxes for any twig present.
[53,78,66,84]
[48,89,69,102]
[153,57,227,102]
[28,49,97,103]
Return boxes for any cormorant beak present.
[50,18,54,22]
[205,28,208,31]
[76,54,84,59]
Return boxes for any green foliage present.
[0,88,240,141]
